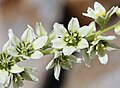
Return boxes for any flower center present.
[16,42,34,57]
[64,32,81,46]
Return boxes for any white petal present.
[10,64,24,73]
[46,59,54,70]
[8,29,20,46]
[78,26,89,37]
[77,38,89,49]
[0,70,8,84]
[2,40,10,52]
[92,37,100,46]
[7,46,18,57]
[98,35,116,41]
[86,21,96,37]
[94,2,106,14]
[54,64,61,80]
[98,53,108,65]
[88,7,97,18]
[53,23,67,37]
[30,51,43,59]
[63,46,76,55]
[51,38,66,49]
[68,17,80,32]
[54,50,62,58]
[35,22,47,36]
[33,36,48,49]
[21,25,35,43]
[107,6,118,17]
[114,25,120,35]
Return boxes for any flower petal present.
[98,35,116,41]
[10,64,24,73]
[54,64,61,80]
[21,25,35,43]
[77,38,89,49]
[8,29,20,46]
[78,26,89,37]
[114,24,120,35]
[86,21,96,37]
[53,23,67,37]
[21,72,39,82]
[94,2,106,14]
[2,40,11,52]
[0,70,8,84]
[82,7,97,19]
[7,46,18,57]
[46,59,54,70]
[107,6,118,17]
[63,46,76,55]
[51,38,66,49]
[68,17,80,32]
[33,36,48,49]
[30,51,43,59]
[98,48,108,64]
[35,22,47,36]
[98,53,108,65]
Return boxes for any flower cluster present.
[0,1,120,88]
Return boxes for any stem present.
[95,21,120,37]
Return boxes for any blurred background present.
[0,0,120,88]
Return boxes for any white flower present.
[7,25,48,59]
[51,17,90,56]
[87,35,117,64]
[82,2,118,27]
[46,50,82,80]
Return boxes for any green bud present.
[116,8,120,17]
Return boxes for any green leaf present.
[61,62,72,70]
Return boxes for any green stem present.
[95,21,120,37]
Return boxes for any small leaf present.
[61,62,72,70]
